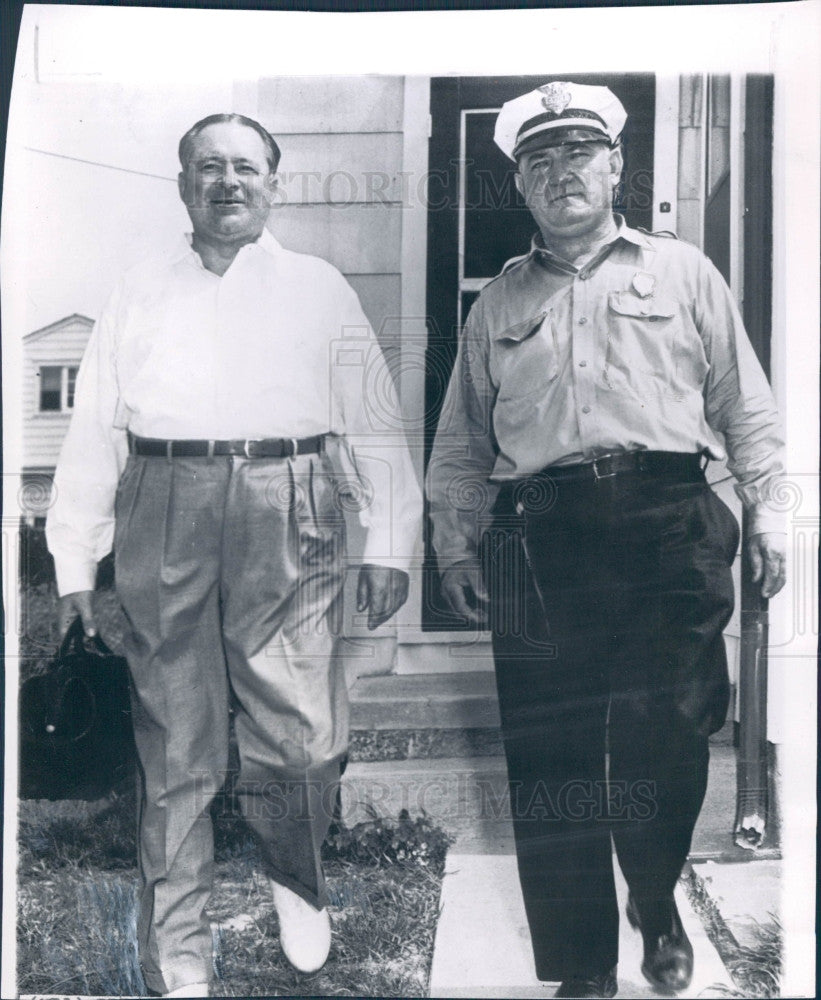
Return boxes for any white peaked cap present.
[494,82,628,160]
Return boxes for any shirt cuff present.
[361,532,414,573]
[747,502,788,537]
[54,557,98,597]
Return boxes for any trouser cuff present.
[267,863,328,910]
[142,964,212,997]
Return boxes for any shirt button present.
[578,317,588,325]
[582,405,591,414]
[579,360,588,367]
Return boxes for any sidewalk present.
[429,854,735,998]
[341,747,782,998]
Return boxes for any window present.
[38,365,78,412]
[66,367,77,409]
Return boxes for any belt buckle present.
[591,454,618,481]
[289,437,299,458]
[243,439,262,459]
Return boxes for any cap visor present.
[514,125,610,158]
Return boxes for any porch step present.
[349,671,501,730]
[340,755,513,853]
[341,746,780,860]
[348,669,733,747]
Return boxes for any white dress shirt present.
[47,228,421,593]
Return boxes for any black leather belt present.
[538,450,705,485]
[128,433,326,459]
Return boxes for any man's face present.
[515,139,623,243]
[178,122,277,246]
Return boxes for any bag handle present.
[57,615,116,661]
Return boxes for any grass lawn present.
[18,786,449,997]
[17,581,451,997]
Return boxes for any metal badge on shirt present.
[633,271,656,299]
[631,271,656,298]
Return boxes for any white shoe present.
[271,879,331,973]
[164,983,210,998]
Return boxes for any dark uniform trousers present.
[114,451,348,995]
[483,467,738,982]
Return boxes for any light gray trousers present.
[114,451,348,994]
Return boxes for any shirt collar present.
[612,215,653,248]
[529,213,652,268]
[172,226,283,266]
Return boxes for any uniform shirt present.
[427,217,785,571]
[47,228,421,594]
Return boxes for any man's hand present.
[747,532,787,599]
[57,590,97,639]
[440,558,489,629]
[356,565,410,630]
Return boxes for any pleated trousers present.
[484,470,738,982]
[114,451,348,995]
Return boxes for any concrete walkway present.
[341,744,783,998]
[429,854,734,999]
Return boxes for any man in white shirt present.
[47,113,420,998]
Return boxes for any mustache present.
[545,187,585,204]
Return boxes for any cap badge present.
[539,82,572,115]
[632,272,655,298]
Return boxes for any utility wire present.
[24,146,175,182]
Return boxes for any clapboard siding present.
[345,274,402,343]
[345,274,404,385]
[259,75,407,340]
[268,203,401,273]
[23,416,72,469]
[23,316,94,470]
[258,76,404,134]
[276,132,404,205]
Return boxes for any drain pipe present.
[733,541,769,849]
[733,73,774,850]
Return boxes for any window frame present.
[38,364,78,413]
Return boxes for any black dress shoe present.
[626,893,694,992]
[554,967,618,998]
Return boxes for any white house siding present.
[257,76,405,373]
[22,315,94,472]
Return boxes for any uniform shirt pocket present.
[493,310,561,402]
[605,291,680,384]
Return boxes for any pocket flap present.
[608,291,676,320]
[493,310,549,342]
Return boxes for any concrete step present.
[341,756,513,854]
[348,670,734,745]
[349,671,501,730]
[340,746,778,861]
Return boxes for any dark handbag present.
[19,616,136,800]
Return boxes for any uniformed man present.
[47,112,420,998]
[427,82,785,998]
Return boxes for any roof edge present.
[24,313,95,341]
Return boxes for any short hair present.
[178,113,281,172]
